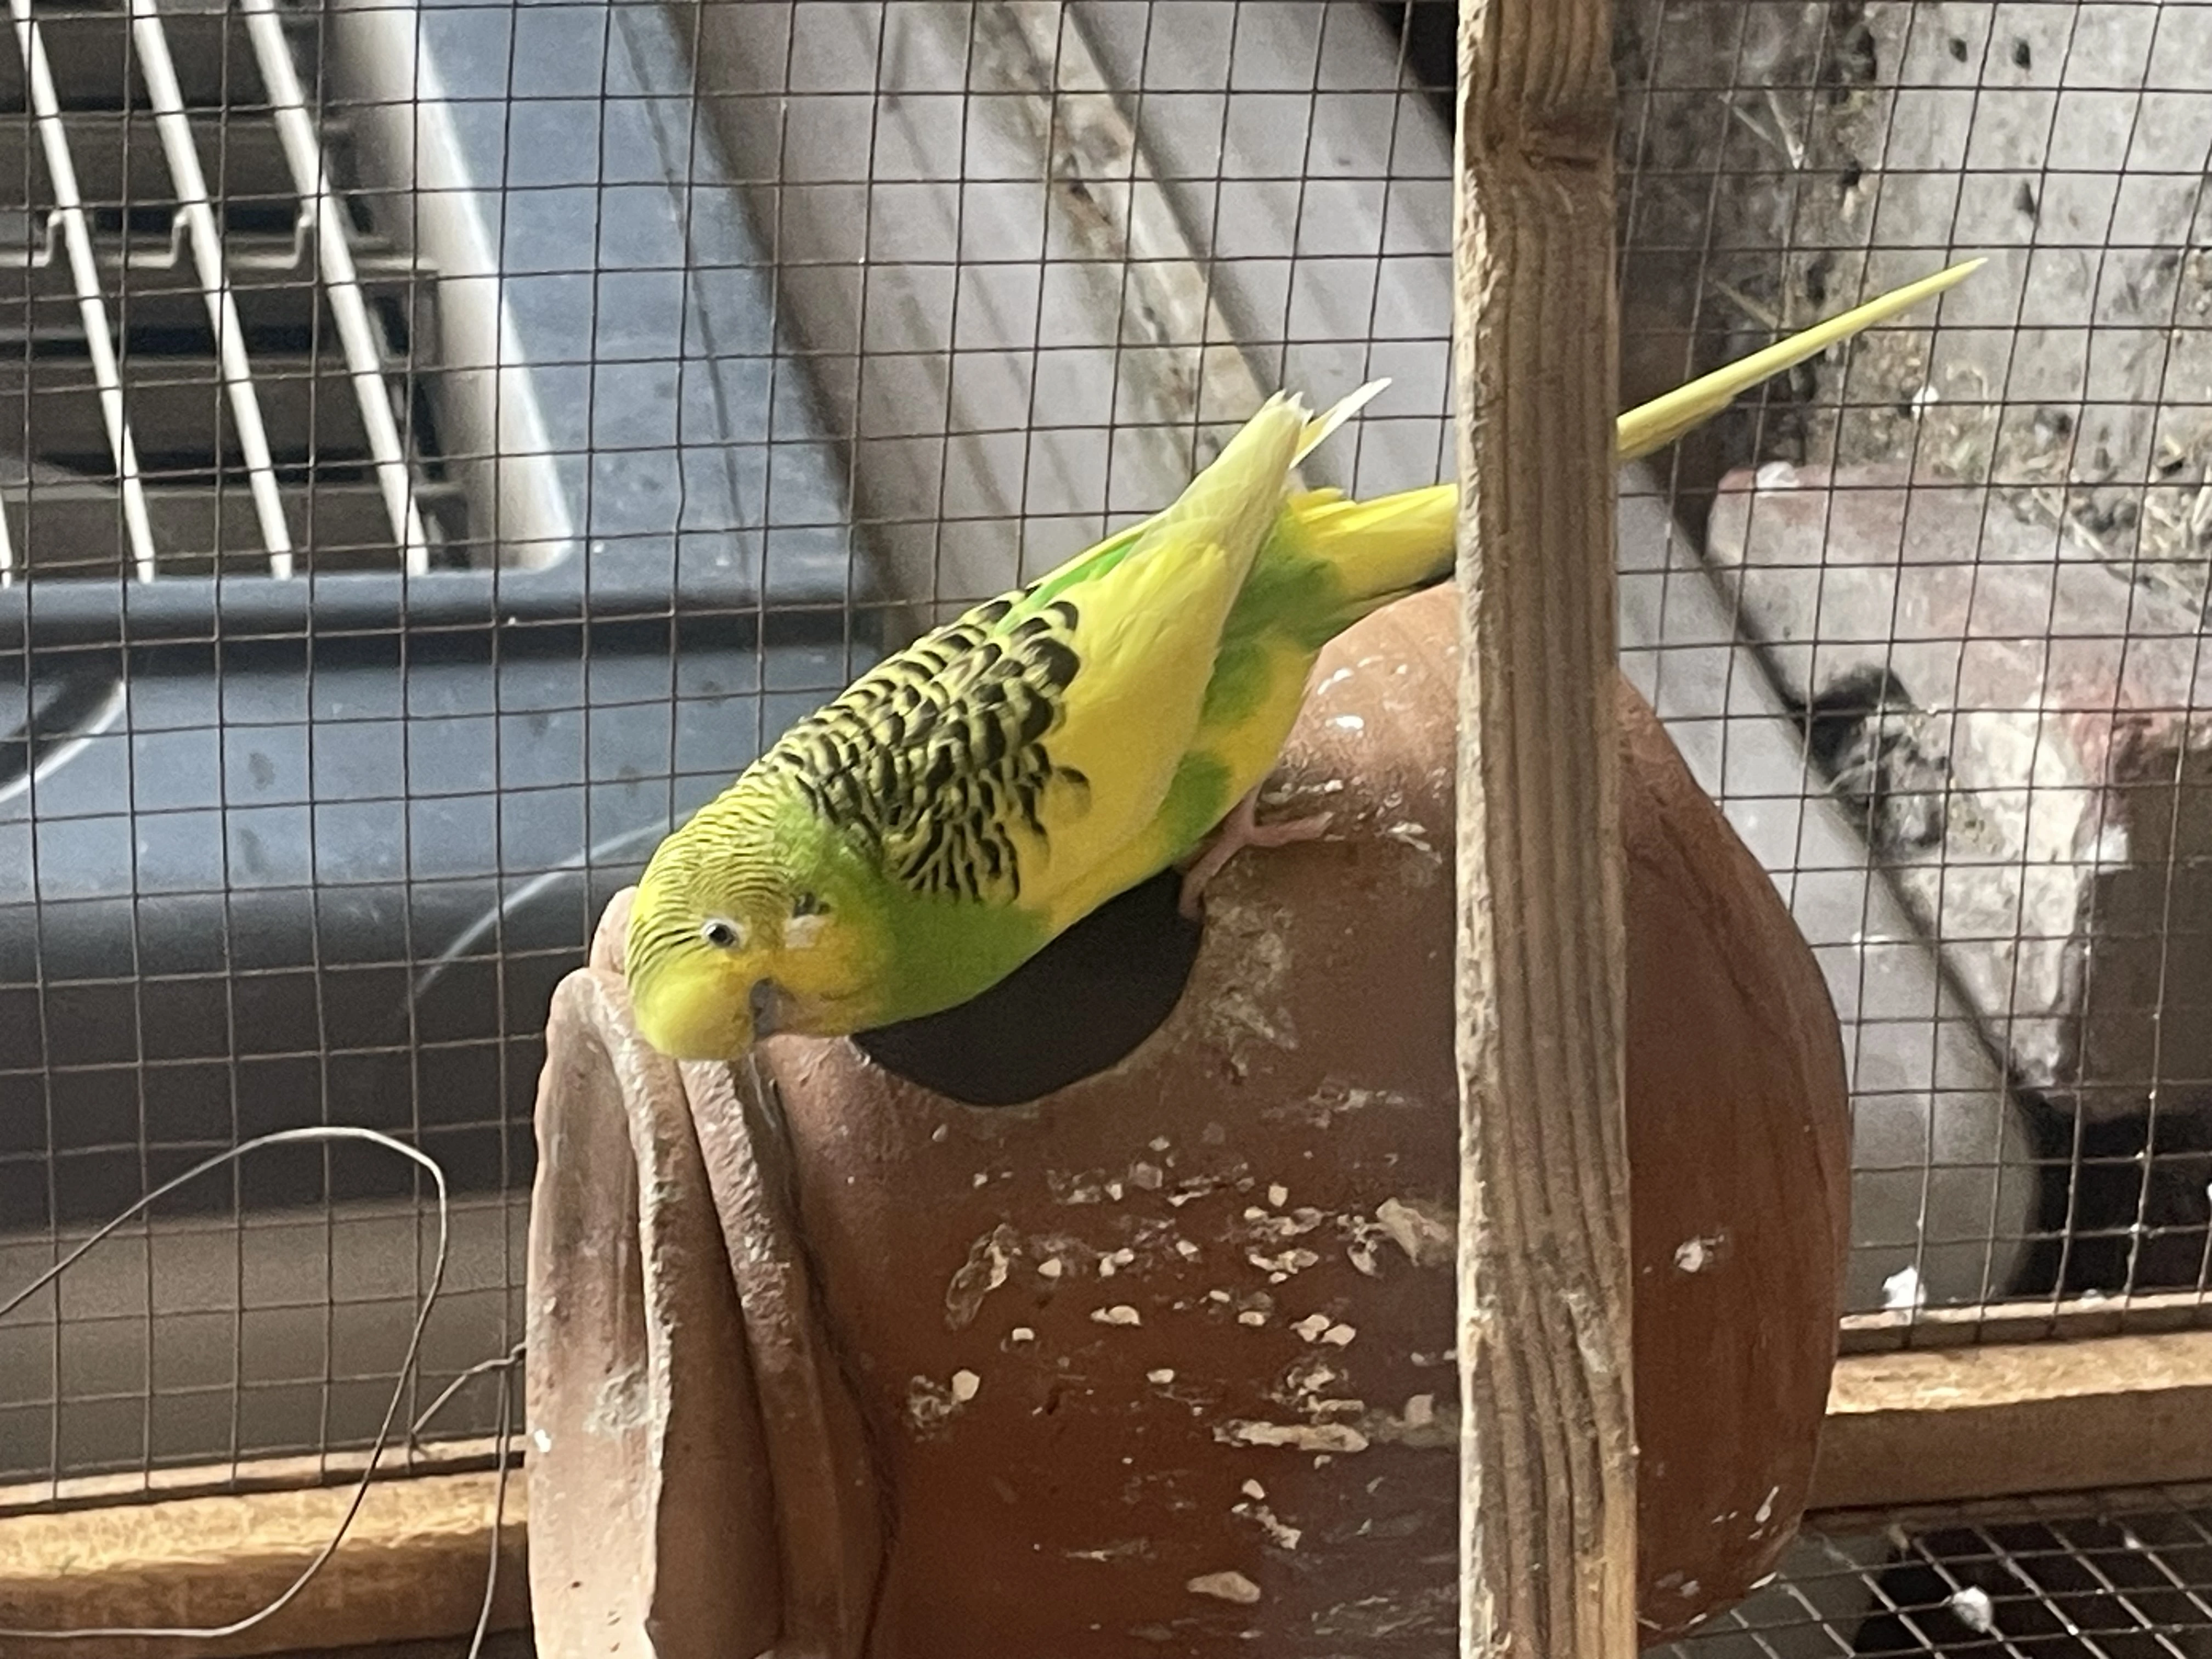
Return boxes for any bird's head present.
[623,809,870,1062]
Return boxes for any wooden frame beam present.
[1451,2,1634,1658]
[1809,1329,2212,1513]
[1839,1286,2212,1352]
[0,1464,527,1659]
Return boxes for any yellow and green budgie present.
[625,261,1980,1061]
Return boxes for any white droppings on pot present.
[1382,820,1439,860]
[1232,1496,1302,1550]
[1047,1169,1112,1204]
[1248,1246,1321,1278]
[1358,1394,1453,1450]
[1673,1233,1724,1274]
[1375,1195,1453,1268]
[945,1222,1021,1330]
[1213,1419,1369,1453]
[1187,1570,1262,1605]
[1267,1079,1415,1130]
[1245,1205,1327,1244]
[906,1373,976,1431]
[1091,1304,1142,1327]
[1064,1538,1149,1564]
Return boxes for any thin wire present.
[408,1341,524,1450]
[0,1126,455,1644]
[463,1352,519,1659]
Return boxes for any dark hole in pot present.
[850,867,1203,1107]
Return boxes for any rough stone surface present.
[1619,0,2212,592]
[1708,460,2212,1119]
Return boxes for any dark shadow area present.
[2011,1087,2212,1299]
[1857,1511,2212,1659]
[851,867,1204,1108]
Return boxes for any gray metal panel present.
[398,0,859,601]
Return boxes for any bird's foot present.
[1177,789,1333,919]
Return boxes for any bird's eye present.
[699,917,742,950]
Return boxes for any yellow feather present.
[1281,259,1985,612]
[1004,390,1313,915]
[1616,258,1983,461]
[1295,379,1390,463]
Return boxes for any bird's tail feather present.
[1141,390,1313,568]
[1296,379,1391,464]
[1295,257,1984,611]
[1615,257,1982,461]
[1291,483,1459,619]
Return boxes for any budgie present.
[625,260,1980,1061]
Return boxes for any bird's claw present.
[1177,792,1333,919]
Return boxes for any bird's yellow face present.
[623,837,869,1062]
[623,894,780,1061]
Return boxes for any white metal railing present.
[10,0,159,582]
[1,0,429,582]
[133,0,296,576]
[242,0,429,573]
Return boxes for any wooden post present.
[1452,1,1635,1658]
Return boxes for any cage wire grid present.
[1658,1483,2212,1659]
[0,0,2200,1610]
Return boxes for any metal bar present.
[0,461,14,587]
[131,0,297,579]
[9,0,161,584]
[239,0,431,574]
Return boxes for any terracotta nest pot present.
[527,583,1850,1657]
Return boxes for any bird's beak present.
[748,978,781,1040]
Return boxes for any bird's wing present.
[754,388,1352,913]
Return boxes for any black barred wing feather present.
[751,591,1091,905]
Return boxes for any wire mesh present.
[0,0,2204,1505]
[1606,0,2212,1341]
[1669,1485,2212,1659]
